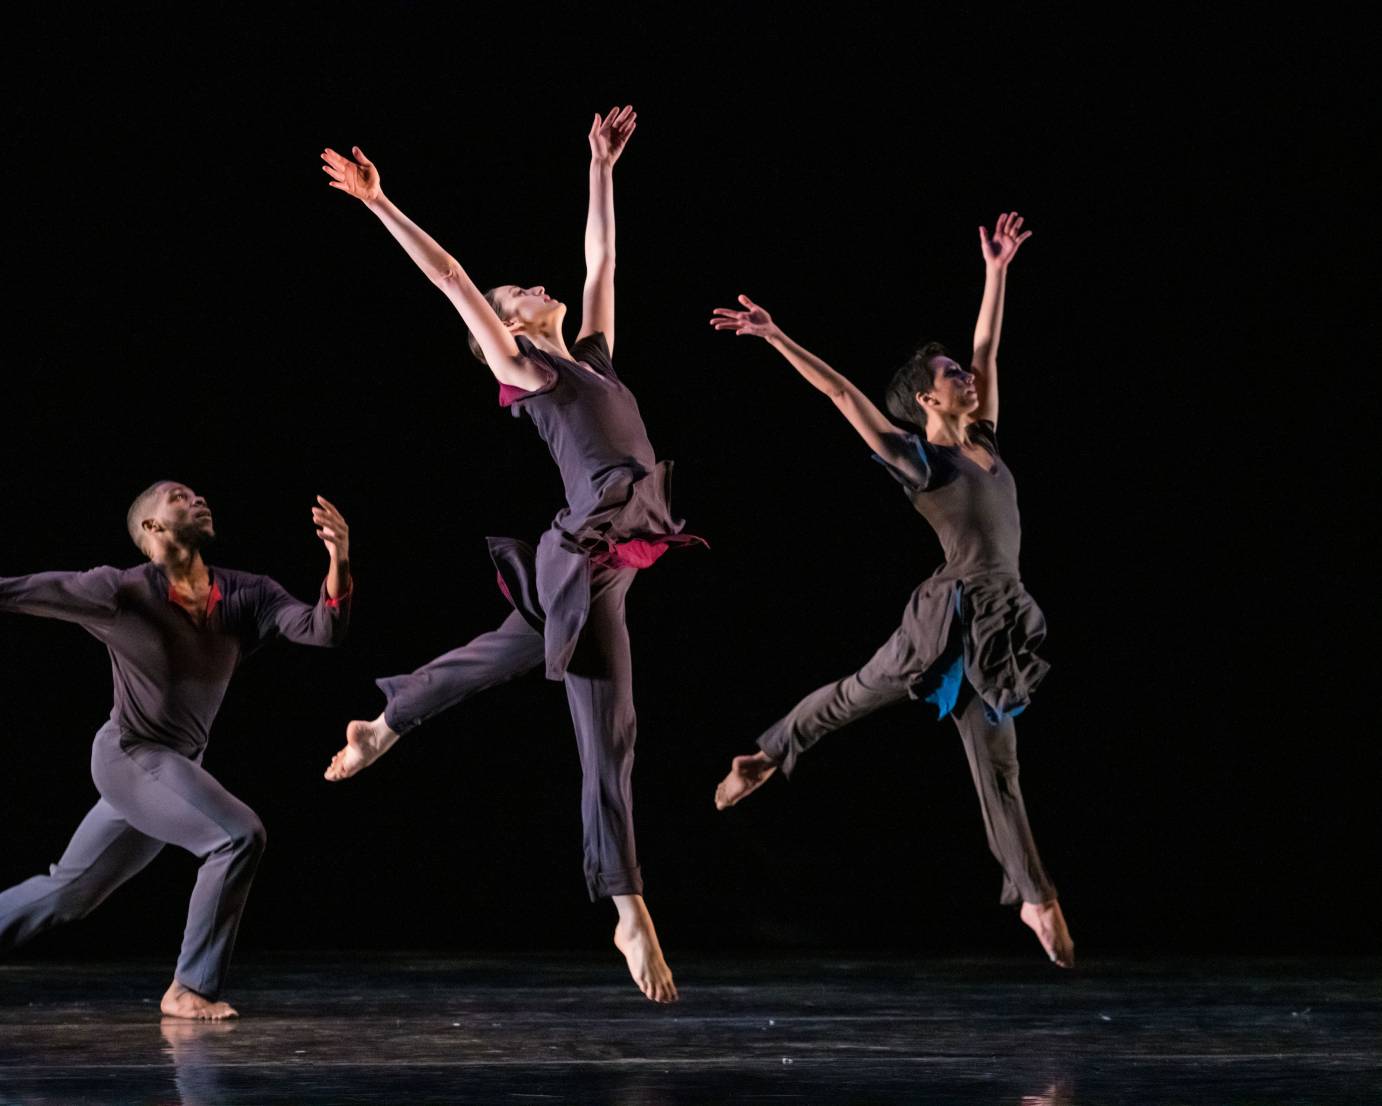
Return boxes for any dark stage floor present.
[1,955,1378,1104]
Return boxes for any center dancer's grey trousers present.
[756,626,1058,907]
[0,722,266,999]
[377,564,641,900]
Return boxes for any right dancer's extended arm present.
[710,295,927,486]
[320,146,548,391]
[0,567,121,626]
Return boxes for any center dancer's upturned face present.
[150,483,215,547]
[498,285,564,331]
[920,356,980,418]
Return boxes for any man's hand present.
[588,106,637,167]
[312,496,350,565]
[709,294,781,341]
[321,146,382,203]
[979,211,1032,269]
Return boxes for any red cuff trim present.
[325,578,353,609]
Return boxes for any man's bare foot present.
[612,895,678,1004]
[713,751,778,810]
[325,714,400,781]
[1020,899,1075,968]
[160,981,238,1020]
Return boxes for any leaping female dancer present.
[319,107,701,1002]
[709,214,1074,967]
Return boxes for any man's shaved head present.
[126,480,175,555]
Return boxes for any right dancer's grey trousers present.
[378,564,641,900]
[0,722,266,999]
[757,630,1058,907]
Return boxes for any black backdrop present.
[1,8,1372,961]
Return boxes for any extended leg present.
[91,734,269,1008]
[952,688,1072,966]
[327,610,546,780]
[0,799,164,951]
[716,622,923,808]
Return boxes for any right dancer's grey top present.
[874,419,1049,721]
[489,332,703,679]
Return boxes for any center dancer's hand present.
[709,294,782,341]
[588,105,637,166]
[321,146,383,203]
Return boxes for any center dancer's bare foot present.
[713,751,778,809]
[612,895,678,1004]
[325,714,400,781]
[160,981,238,1020]
[1020,899,1075,968]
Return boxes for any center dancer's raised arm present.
[709,295,929,487]
[578,106,636,353]
[320,145,548,392]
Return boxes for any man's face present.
[147,483,214,547]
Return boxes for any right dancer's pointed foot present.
[325,715,400,781]
[613,895,679,1004]
[1020,899,1075,968]
[714,751,778,809]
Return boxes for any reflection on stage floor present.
[1,956,1378,1104]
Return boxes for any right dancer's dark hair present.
[884,341,951,428]
[466,287,509,365]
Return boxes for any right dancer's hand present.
[709,294,781,341]
[321,146,382,203]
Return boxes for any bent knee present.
[229,815,267,856]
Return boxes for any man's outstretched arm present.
[0,566,122,626]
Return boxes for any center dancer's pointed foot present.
[613,896,678,1004]
[714,751,778,809]
[160,981,238,1020]
[1020,899,1075,968]
[325,716,400,781]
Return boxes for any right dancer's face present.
[919,356,979,417]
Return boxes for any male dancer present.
[0,482,352,1017]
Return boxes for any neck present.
[522,327,572,361]
[925,411,970,447]
[152,543,207,587]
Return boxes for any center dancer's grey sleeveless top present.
[489,333,703,679]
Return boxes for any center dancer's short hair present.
[467,287,510,366]
[885,341,952,428]
[126,480,173,555]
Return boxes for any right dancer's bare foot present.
[713,751,778,809]
[612,895,678,1004]
[325,715,400,781]
[1020,899,1075,968]
[160,981,238,1020]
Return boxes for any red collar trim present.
[167,579,222,616]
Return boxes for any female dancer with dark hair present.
[319,107,699,1003]
[709,214,1073,967]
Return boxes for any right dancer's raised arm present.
[320,146,548,392]
[0,567,121,627]
[710,295,928,487]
